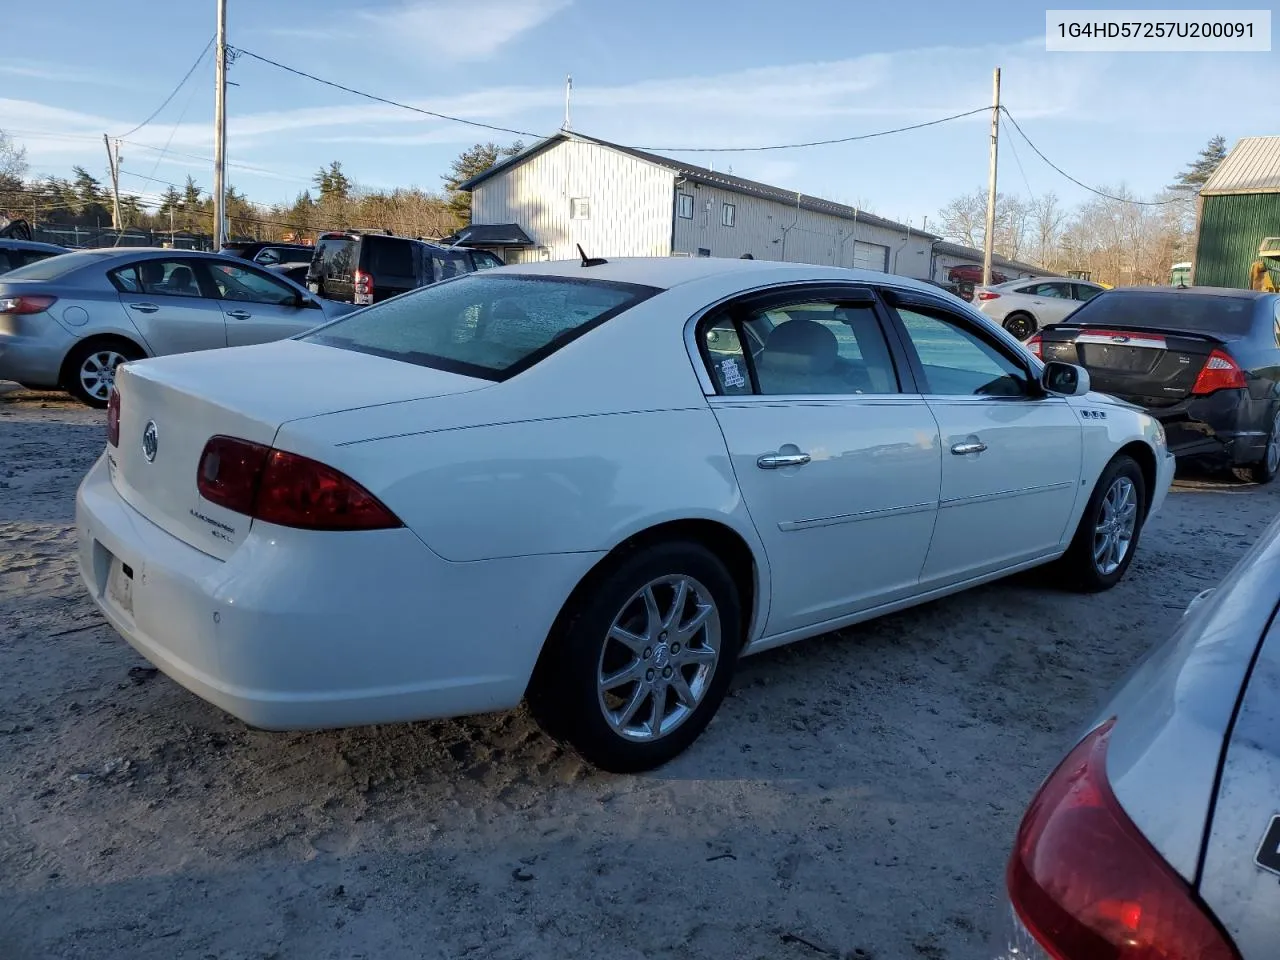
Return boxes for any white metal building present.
[459,132,939,279]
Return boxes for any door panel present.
[109,258,226,356]
[205,260,322,347]
[699,290,940,636]
[889,300,1083,584]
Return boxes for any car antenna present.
[577,243,608,268]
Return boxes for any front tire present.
[1003,312,1037,341]
[528,541,743,773]
[1059,455,1146,592]
[1231,408,1280,485]
[63,339,143,408]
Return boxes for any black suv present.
[220,240,316,268]
[306,232,504,305]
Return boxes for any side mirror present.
[1041,360,1090,397]
[296,293,321,309]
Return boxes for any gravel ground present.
[2,382,1277,960]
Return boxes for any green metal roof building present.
[1194,136,1280,288]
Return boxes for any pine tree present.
[1173,135,1227,190]
[442,141,524,224]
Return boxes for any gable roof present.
[459,131,936,239]
[931,240,1056,277]
[1201,136,1280,196]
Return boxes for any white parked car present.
[75,258,1174,772]
[976,277,1107,340]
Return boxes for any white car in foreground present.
[75,258,1174,772]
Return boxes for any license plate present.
[107,558,134,616]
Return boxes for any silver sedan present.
[0,248,356,406]
[996,511,1280,960]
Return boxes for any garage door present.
[852,241,889,272]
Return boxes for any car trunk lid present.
[1039,323,1224,407]
[108,339,488,560]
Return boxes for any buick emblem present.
[141,420,159,463]
[1111,335,1130,343]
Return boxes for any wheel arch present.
[58,332,149,390]
[1116,440,1158,518]
[527,516,768,696]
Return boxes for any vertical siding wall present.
[1194,193,1280,288]
[669,181,934,279]
[471,141,674,261]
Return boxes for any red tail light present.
[196,436,400,531]
[1191,349,1246,395]
[0,295,58,315]
[1026,333,1044,358]
[106,389,121,447]
[354,270,373,299]
[977,291,1001,301]
[1007,719,1240,960]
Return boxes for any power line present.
[116,37,216,139]
[1000,113,1036,201]
[1000,107,1189,206]
[634,106,992,153]
[230,46,549,140]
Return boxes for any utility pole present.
[982,67,1001,287]
[103,134,122,231]
[213,0,228,249]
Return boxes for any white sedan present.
[976,277,1107,340]
[75,258,1174,772]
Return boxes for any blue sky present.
[2,0,1275,228]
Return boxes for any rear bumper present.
[75,453,600,730]
[1150,389,1270,466]
[0,314,73,387]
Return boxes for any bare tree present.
[1030,192,1066,267]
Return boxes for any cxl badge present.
[142,420,159,463]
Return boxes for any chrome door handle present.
[128,302,159,314]
[951,441,987,456]
[757,452,811,470]
[226,309,252,320]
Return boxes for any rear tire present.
[1230,408,1280,485]
[62,338,143,408]
[1003,312,1037,341]
[1059,454,1147,592]
[527,540,743,773]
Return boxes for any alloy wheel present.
[596,574,721,742]
[79,350,128,402]
[1093,476,1138,576]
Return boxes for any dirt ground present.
[2,382,1277,960]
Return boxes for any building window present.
[570,197,590,220]
[722,203,736,228]
[677,194,694,219]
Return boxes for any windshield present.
[1065,291,1258,337]
[0,249,109,282]
[302,273,659,380]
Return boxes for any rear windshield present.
[0,249,104,281]
[1067,291,1257,336]
[361,237,415,277]
[302,273,659,380]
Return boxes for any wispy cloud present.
[0,60,133,88]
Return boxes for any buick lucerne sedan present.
[75,258,1175,771]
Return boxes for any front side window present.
[722,203,736,227]
[677,194,694,219]
[111,259,204,298]
[471,251,504,270]
[303,274,659,381]
[207,262,299,305]
[895,306,1031,397]
[570,197,590,220]
[430,248,473,282]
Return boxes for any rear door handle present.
[128,302,159,314]
[757,452,811,470]
[951,441,987,456]
[226,309,252,320]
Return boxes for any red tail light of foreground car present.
[196,435,402,531]
[1005,719,1240,960]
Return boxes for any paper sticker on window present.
[720,358,746,389]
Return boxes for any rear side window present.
[303,274,659,381]
[361,237,415,277]
[1068,292,1257,336]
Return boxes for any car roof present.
[0,239,67,253]
[497,256,949,294]
[1105,285,1272,300]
